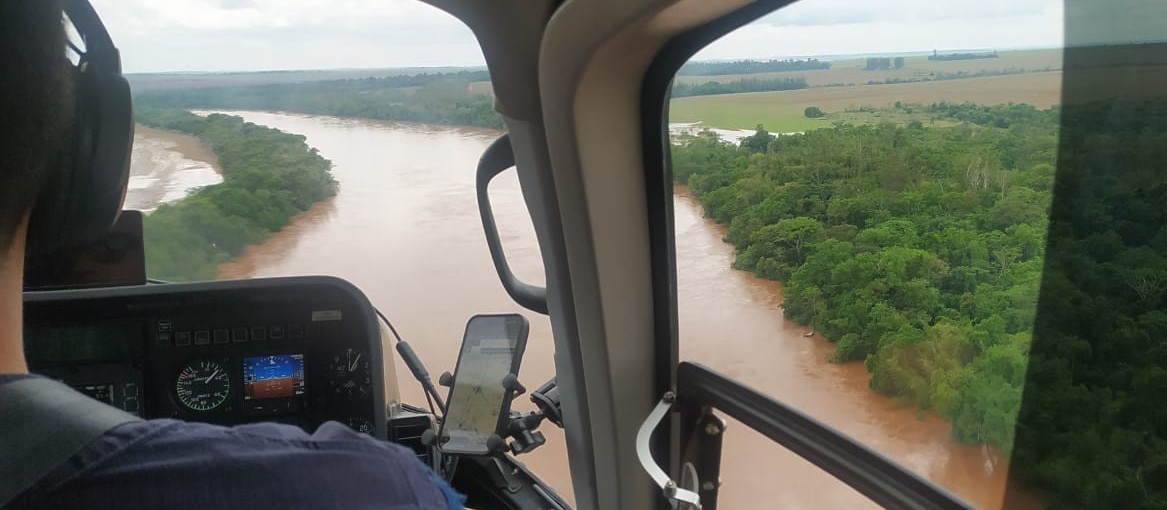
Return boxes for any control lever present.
[396,341,446,414]
[374,308,446,415]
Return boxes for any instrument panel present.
[23,276,398,438]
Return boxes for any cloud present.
[759,0,1058,26]
[89,0,1065,73]
[92,0,484,72]
[698,0,1062,60]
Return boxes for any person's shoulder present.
[16,419,460,510]
[119,418,421,462]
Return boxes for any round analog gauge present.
[329,348,372,400]
[176,360,231,411]
[346,416,375,435]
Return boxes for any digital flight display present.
[242,354,305,400]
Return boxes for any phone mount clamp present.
[502,377,564,456]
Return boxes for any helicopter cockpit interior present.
[7,0,1164,508]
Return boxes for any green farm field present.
[670,71,1062,131]
[674,48,1063,87]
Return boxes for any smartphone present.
[438,314,529,455]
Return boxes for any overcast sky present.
[92,0,1066,74]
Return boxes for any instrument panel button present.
[251,327,267,341]
[155,332,171,347]
[269,325,285,340]
[213,329,229,344]
[288,324,304,339]
[194,330,211,345]
[232,327,248,343]
[175,331,192,346]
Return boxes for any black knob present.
[502,373,526,396]
[487,434,505,452]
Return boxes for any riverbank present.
[672,184,1041,509]
[135,109,338,281]
[126,125,223,212]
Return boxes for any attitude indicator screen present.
[243,354,305,400]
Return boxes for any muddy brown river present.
[137,111,1039,509]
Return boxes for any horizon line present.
[125,45,1066,76]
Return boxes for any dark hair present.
[0,0,72,251]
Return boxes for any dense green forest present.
[674,106,1057,454]
[134,73,503,129]
[136,108,337,280]
[672,77,809,97]
[1011,100,1167,509]
[674,100,1167,507]
[677,58,830,75]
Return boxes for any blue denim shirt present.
[3,374,464,510]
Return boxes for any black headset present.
[25,0,132,256]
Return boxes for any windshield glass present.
[109,0,566,500]
[670,1,1062,507]
[104,0,1167,507]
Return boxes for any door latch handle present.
[637,391,702,509]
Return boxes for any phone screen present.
[440,314,527,455]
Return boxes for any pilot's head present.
[0,0,72,256]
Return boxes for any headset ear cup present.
[25,26,132,256]
[25,65,85,256]
[84,71,132,239]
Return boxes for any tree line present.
[132,69,817,129]
[928,50,999,61]
[677,58,830,76]
[135,108,338,281]
[863,67,1058,87]
[134,74,504,129]
[671,77,809,97]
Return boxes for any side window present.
[670,1,1061,507]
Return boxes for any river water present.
[135,112,1037,509]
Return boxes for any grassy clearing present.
[670,72,1062,131]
